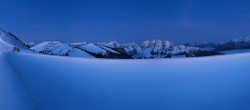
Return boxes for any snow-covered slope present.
[31,41,70,54]
[98,45,120,54]
[0,28,29,49]
[4,52,250,110]
[96,41,140,57]
[31,41,94,58]
[77,43,131,58]
[0,38,13,54]
[0,30,33,110]
[79,43,108,55]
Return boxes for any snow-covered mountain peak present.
[141,39,172,49]
[31,40,64,51]
[31,40,94,58]
[105,41,120,48]
[231,36,250,42]
[95,41,121,48]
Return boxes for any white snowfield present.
[1,49,250,110]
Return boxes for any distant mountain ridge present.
[1,28,250,59]
[185,36,250,51]
[30,39,223,59]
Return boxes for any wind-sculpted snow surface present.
[6,52,250,110]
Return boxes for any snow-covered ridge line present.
[31,39,222,59]
[0,28,29,49]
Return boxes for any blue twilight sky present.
[1,0,250,43]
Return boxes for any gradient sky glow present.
[1,0,250,43]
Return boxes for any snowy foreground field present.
[1,47,250,110]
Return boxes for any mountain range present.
[1,28,250,59]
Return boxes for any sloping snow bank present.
[0,42,33,110]
[6,53,250,110]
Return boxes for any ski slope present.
[3,51,250,110]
